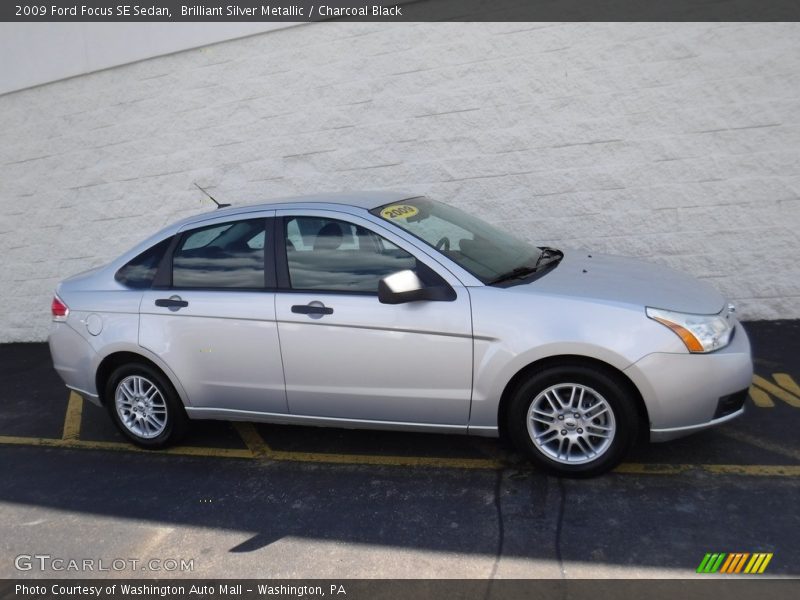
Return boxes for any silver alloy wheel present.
[526,383,616,465]
[115,375,168,439]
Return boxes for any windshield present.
[372,197,548,284]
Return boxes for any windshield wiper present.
[488,265,540,285]
[488,248,563,285]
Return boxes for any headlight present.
[646,306,734,353]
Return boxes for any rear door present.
[274,209,473,426]
[140,213,287,414]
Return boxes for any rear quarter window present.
[114,237,173,289]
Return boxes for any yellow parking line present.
[615,463,800,477]
[719,429,800,462]
[613,463,691,475]
[232,422,504,469]
[774,373,800,396]
[748,385,774,408]
[232,422,271,458]
[0,434,253,459]
[265,448,506,469]
[62,392,83,440]
[708,462,800,477]
[752,375,800,407]
[1,432,799,476]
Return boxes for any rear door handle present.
[155,297,189,309]
[291,304,333,315]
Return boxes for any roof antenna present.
[194,182,231,209]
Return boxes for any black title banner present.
[2,579,800,600]
[3,0,800,22]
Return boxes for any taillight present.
[51,295,69,321]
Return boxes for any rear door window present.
[172,219,266,289]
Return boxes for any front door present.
[274,211,473,425]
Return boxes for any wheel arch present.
[496,354,649,441]
[95,350,188,408]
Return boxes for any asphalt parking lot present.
[0,320,799,579]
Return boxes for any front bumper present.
[648,405,745,442]
[624,323,753,442]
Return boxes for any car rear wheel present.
[507,364,638,477]
[105,363,188,448]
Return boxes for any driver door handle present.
[155,297,189,309]
[292,304,333,315]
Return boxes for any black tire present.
[105,362,188,448]
[506,363,638,478]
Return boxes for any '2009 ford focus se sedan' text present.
[49,192,753,476]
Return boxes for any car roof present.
[107,191,423,272]
[204,190,419,216]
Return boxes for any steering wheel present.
[435,236,451,252]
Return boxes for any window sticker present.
[380,204,419,220]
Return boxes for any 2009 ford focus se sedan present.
[49,191,753,476]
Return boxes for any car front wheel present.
[506,364,639,477]
[106,363,188,448]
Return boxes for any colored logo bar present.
[697,552,773,574]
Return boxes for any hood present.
[516,250,726,314]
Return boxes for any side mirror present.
[378,270,455,304]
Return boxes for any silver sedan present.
[48,192,753,476]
